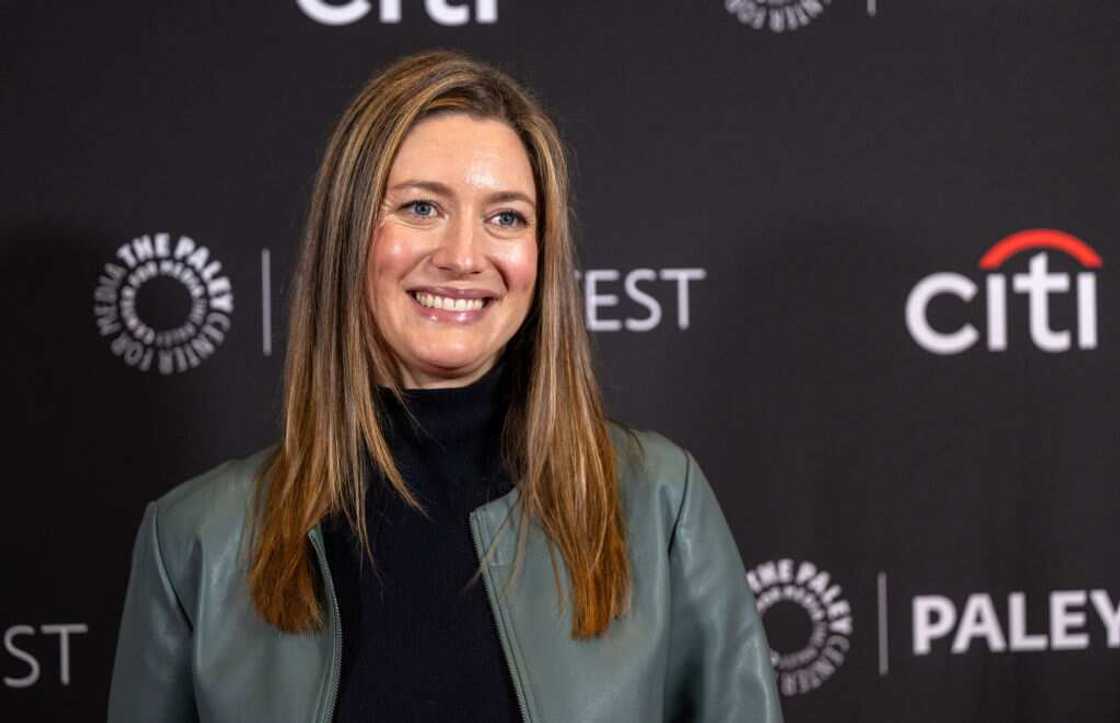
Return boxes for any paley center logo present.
[726,0,832,32]
[93,233,234,374]
[906,229,1102,354]
[912,588,1120,656]
[297,0,497,25]
[747,558,853,696]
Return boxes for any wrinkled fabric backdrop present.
[4,1,1119,721]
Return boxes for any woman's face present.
[368,113,539,388]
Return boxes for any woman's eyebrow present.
[486,190,536,210]
[389,179,454,197]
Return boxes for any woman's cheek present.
[375,227,420,266]
[501,238,538,292]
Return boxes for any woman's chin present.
[401,355,495,388]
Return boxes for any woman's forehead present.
[389,113,535,196]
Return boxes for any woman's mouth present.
[409,290,490,312]
[407,290,497,322]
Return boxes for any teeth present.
[413,292,485,312]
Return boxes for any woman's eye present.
[493,210,526,228]
[404,200,437,218]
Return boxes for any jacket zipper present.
[308,529,342,723]
[470,512,532,723]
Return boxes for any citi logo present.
[297,0,497,26]
[905,229,1102,354]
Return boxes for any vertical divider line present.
[261,248,272,356]
[877,571,888,676]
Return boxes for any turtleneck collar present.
[375,357,512,449]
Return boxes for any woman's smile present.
[407,287,497,321]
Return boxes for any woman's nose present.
[431,215,484,274]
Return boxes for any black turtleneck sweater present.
[321,360,522,722]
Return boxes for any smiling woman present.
[107,50,783,723]
[370,114,539,388]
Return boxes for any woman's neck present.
[376,356,511,448]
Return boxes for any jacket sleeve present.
[107,501,199,722]
[664,450,783,723]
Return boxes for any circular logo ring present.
[747,558,853,695]
[93,233,234,374]
[726,0,832,32]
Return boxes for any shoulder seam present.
[151,500,195,631]
[666,447,693,555]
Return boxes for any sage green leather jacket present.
[107,425,783,722]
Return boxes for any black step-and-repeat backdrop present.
[5,1,1118,721]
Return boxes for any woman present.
[107,50,782,722]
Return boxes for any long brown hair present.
[247,50,630,638]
